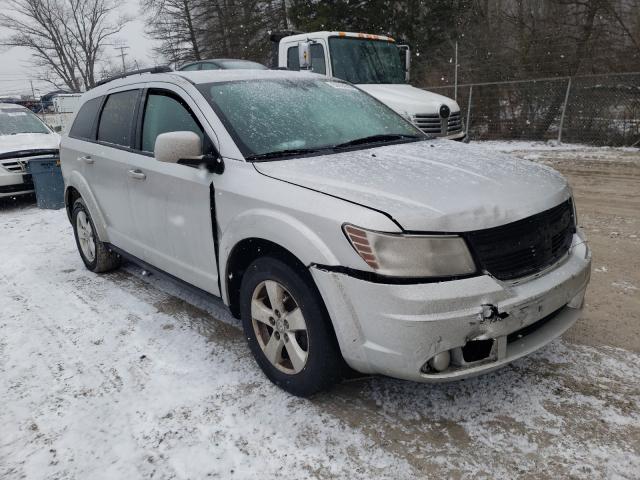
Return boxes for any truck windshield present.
[329,37,406,84]
[198,78,423,160]
[0,108,50,135]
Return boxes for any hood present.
[357,84,460,116]
[0,132,60,157]
[254,140,571,232]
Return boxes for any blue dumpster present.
[26,156,65,209]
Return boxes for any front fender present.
[65,170,109,242]
[218,208,340,304]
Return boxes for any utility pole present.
[115,46,130,72]
[29,80,36,100]
[454,41,458,101]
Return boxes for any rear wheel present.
[240,256,341,396]
[72,198,120,273]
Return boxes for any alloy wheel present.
[251,280,309,374]
[76,210,96,262]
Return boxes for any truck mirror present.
[298,41,312,69]
[399,45,411,82]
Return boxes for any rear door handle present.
[128,169,146,180]
[79,155,94,164]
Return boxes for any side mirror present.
[298,41,312,69]
[155,131,202,164]
[154,131,225,174]
[398,45,411,82]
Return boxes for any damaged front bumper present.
[311,233,591,383]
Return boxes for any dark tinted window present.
[141,91,203,153]
[69,97,102,139]
[97,90,139,147]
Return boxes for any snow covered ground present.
[2,143,640,479]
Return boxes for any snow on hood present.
[357,84,460,116]
[0,132,60,156]
[254,139,571,232]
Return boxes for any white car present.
[60,68,591,396]
[0,103,60,198]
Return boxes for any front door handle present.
[79,155,94,164]
[128,169,146,180]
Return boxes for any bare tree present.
[144,0,287,66]
[0,0,131,91]
[143,0,206,65]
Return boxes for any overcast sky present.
[0,0,155,98]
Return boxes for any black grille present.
[466,200,576,280]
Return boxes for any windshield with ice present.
[0,108,51,136]
[329,37,406,85]
[198,78,422,160]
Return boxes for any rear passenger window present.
[69,97,102,140]
[141,91,204,153]
[97,90,139,147]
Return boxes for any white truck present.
[273,31,465,140]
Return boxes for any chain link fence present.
[423,72,640,146]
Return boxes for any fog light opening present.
[462,339,494,363]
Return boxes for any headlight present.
[343,224,477,278]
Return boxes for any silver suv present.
[60,68,591,396]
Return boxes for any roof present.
[81,69,322,102]
[175,69,319,84]
[279,31,395,43]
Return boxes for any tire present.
[71,198,121,273]
[240,256,342,397]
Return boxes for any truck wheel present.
[240,256,341,397]
[72,198,121,273]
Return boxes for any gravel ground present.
[1,143,639,479]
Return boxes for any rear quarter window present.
[97,90,140,147]
[69,97,102,140]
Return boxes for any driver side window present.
[287,44,326,75]
[141,91,204,154]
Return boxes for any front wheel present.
[240,256,342,396]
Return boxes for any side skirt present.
[106,243,226,308]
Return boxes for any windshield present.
[329,37,406,84]
[198,78,422,159]
[0,108,50,135]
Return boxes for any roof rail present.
[94,66,173,88]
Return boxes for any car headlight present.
[343,224,477,278]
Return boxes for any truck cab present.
[275,31,465,140]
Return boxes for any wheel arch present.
[224,238,316,319]
[64,171,109,241]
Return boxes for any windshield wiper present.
[246,148,326,162]
[333,134,421,149]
